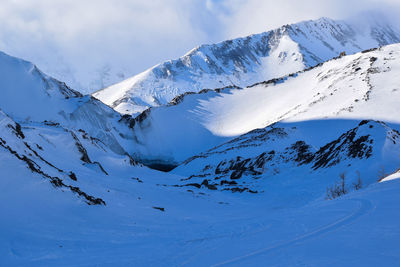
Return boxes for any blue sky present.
[0,0,399,92]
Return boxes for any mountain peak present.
[93,16,400,116]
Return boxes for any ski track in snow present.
[210,198,374,267]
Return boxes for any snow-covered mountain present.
[93,17,400,115]
[0,50,162,209]
[0,50,150,206]
[0,51,138,156]
[129,44,400,168]
[2,16,400,266]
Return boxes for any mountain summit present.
[93,16,400,115]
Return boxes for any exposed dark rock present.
[70,132,92,163]
[229,187,247,193]
[312,124,374,169]
[169,92,196,106]
[43,120,60,127]
[201,179,217,190]
[7,123,25,139]
[119,114,136,128]
[230,170,244,180]
[168,85,241,106]
[359,120,371,126]
[347,135,373,159]
[69,172,77,181]
[0,137,104,205]
[185,183,201,189]
[287,141,315,164]
[153,207,165,212]
[206,184,218,190]
[135,109,152,124]
[132,177,143,183]
[69,186,105,205]
[220,180,238,186]
[24,142,64,173]
[362,47,378,53]
[126,153,140,166]
[93,161,109,175]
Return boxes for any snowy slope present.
[0,51,149,207]
[0,109,129,206]
[0,50,207,229]
[173,119,400,194]
[2,82,400,266]
[0,51,137,156]
[0,51,82,122]
[93,17,400,115]
[128,44,400,166]
[2,118,400,266]
[0,50,162,207]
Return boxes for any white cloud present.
[220,0,400,38]
[0,0,223,91]
[0,0,398,92]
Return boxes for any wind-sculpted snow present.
[129,44,400,166]
[93,17,400,115]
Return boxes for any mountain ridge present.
[93,16,400,115]
[127,43,400,167]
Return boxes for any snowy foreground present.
[1,161,400,266]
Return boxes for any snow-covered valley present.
[2,144,400,266]
[1,15,400,266]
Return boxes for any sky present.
[0,0,399,93]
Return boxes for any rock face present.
[93,17,400,115]
[173,120,400,193]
